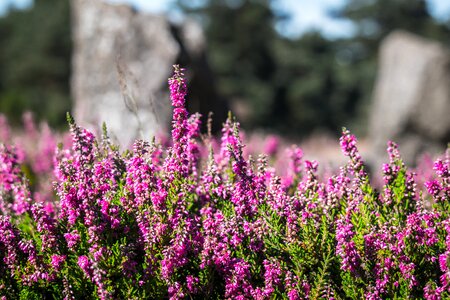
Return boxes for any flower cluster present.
[0,65,449,299]
[0,112,67,214]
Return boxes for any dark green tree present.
[175,0,282,130]
[175,0,363,136]
[273,32,362,135]
[334,0,449,46]
[0,0,71,128]
[175,0,450,138]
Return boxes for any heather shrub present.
[0,66,449,299]
[0,112,69,214]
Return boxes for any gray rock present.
[71,0,227,146]
[368,30,450,167]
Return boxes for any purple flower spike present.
[78,255,93,279]
[339,129,357,157]
[51,254,66,271]
[339,128,367,178]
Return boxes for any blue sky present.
[1,0,449,38]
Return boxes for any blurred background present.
[0,0,449,165]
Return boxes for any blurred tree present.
[0,0,71,128]
[334,0,449,45]
[273,32,362,134]
[175,0,450,138]
[175,0,280,130]
[175,0,363,136]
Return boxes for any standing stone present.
[71,0,227,146]
[368,30,450,167]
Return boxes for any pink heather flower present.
[168,65,188,144]
[339,129,357,157]
[186,113,202,176]
[125,146,157,208]
[31,203,58,251]
[439,253,448,272]
[434,159,449,178]
[387,141,402,163]
[0,216,20,271]
[304,160,318,174]
[217,117,234,164]
[425,180,441,197]
[0,144,22,192]
[161,258,175,280]
[288,145,303,175]
[263,259,283,289]
[336,219,361,275]
[186,275,199,293]
[78,255,92,278]
[91,246,106,261]
[43,202,55,215]
[64,231,80,249]
[165,65,201,179]
[301,280,311,298]
[424,282,442,300]
[23,112,38,140]
[382,163,400,184]
[225,260,254,299]
[403,212,439,247]
[168,281,185,300]
[70,125,95,163]
[51,254,66,271]
[168,65,187,108]
[340,128,366,177]
[398,260,417,289]
[263,135,279,157]
[0,144,32,215]
[288,289,300,300]
[11,184,32,215]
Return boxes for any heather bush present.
[0,66,449,299]
[0,112,70,214]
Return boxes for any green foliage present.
[0,0,71,129]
